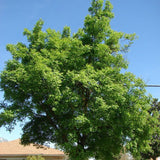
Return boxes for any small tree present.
[27,155,45,160]
[140,98,160,160]
[0,0,155,159]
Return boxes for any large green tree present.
[0,0,155,159]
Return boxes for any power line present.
[145,85,160,87]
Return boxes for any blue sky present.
[0,0,160,142]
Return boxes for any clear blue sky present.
[0,0,160,141]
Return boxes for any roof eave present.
[0,154,65,157]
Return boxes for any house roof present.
[0,139,64,156]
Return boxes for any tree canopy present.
[0,0,157,159]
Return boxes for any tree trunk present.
[151,157,157,160]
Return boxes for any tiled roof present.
[0,139,64,156]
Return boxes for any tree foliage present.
[140,98,160,160]
[0,0,156,159]
[27,155,45,160]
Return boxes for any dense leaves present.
[0,0,156,159]
[140,99,160,160]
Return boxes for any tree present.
[27,155,45,160]
[0,0,155,159]
[140,98,160,160]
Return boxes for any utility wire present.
[145,85,160,87]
